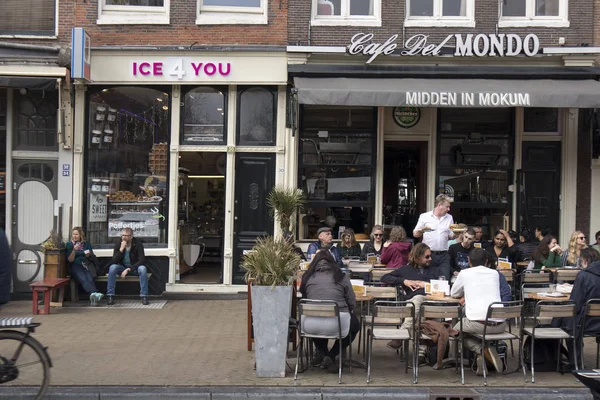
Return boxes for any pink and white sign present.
[132,58,231,80]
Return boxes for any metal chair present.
[471,301,526,385]
[294,299,349,384]
[366,301,416,383]
[499,269,516,300]
[522,300,578,383]
[359,284,398,355]
[370,268,391,282]
[417,301,464,384]
[554,268,581,284]
[579,298,600,369]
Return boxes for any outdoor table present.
[516,261,530,268]
[527,293,570,301]
[425,295,462,303]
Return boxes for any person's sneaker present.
[387,340,403,350]
[310,352,325,367]
[484,346,502,373]
[142,297,149,305]
[107,296,115,306]
[96,293,104,303]
[89,293,97,307]
[476,355,484,376]
[320,355,333,369]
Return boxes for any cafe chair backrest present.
[299,300,339,318]
[536,301,576,319]
[365,285,397,300]
[555,268,581,283]
[521,272,551,284]
[585,299,600,318]
[499,269,515,282]
[420,301,462,320]
[371,268,390,282]
[374,300,414,320]
[486,301,523,320]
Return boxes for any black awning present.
[0,76,57,90]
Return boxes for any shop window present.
[14,90,58,151]
[298,106,376,240]
[182,87,227,145]
[196,0,267,25]
[436,108,514,234]
[406,0,474,27]
[500,0,568,27]
[312,0,381,26]
[523,108,559,134]
[85,87,170,248]
[0,0,55,36]
[237,87,276,146]
[97,0,170,25]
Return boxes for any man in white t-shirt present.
[413,194,455,280]
[451,248,506,376]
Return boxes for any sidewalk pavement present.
[0,299,594,398]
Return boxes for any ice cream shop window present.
[84,86,170,248]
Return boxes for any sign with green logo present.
[393,106,421,128]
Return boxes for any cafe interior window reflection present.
[436,108,514,238]
[298,106,376,240]
[182,86,227,145]
[85,87,170,248]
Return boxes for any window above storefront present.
[237,87,277,146]
[181,86,227,145]
[499,0,569,28]
[405,0,475,28]
[196,0,267,25]
[0,0,56,37]
[311,0,382,27]
[97,0,170,25]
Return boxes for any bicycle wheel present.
[0,330,51,400]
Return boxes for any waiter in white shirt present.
[413,194,455,280]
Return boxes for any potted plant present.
[241,236,301,377]
[241,186,305,378]
[267,186,306,235]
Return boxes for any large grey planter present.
[251,285,293,378]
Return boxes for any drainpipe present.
[0,42,60,53]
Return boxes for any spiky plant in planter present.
[266,186,306,235]
[241,236,300,287]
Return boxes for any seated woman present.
[561,230,588,268]
[532,234,563,270]
[380,225,412,269]
[516,227,538,262]
[336,228,361,259]
[485,229,519,267]
[299,250,359,372]
[65,227,104,305]
[360,225,385,260]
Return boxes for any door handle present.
[18,260,37,264]
[234,216,238,220]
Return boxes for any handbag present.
[82,254,100,278]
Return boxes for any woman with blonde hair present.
[360,225,385,260]
[562,230,587,267]
[336,228,361,258]
[380,225,412,269]
[65,227,104,305]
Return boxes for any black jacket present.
[448,242,474,275]
[111,237,146,273]
[565,261,600,335]
[380,264,441,300]
[0,230,11,305]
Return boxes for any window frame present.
[405,0,475,28]
[180,85,229,146]
[97,0,170,25]
[499,0,569,28]
[0,0,57,38]
[236,86,277,147]
[196,0,267,25]
[311,0,382,27]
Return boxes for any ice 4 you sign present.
[348,33,541,64]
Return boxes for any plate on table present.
[538,292,567,298]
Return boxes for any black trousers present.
[431,251,451,280]
[313,313,361,358]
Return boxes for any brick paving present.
[0,299,592,388]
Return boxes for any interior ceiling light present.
[162,105,169,110]
[217,107,223,111]
[156,97,163,102]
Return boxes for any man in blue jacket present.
[307,227,344,270]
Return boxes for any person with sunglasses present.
[561,230,588,268]
[360,225,385,260]
[380,243,440,352]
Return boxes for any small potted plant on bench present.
[40,229,65,280]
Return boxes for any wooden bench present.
[30,278,70,315]
[70,273,152,302]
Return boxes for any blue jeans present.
[70,263,98,295]
[107,264,148,297]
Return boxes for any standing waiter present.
[413,194,455,280]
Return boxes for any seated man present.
[107,228,150,306]
[380,243,440,352]
[451,248,506,375]
[307,227,344,269]
[449,228,476,277]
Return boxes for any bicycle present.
[0,317,52,399]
